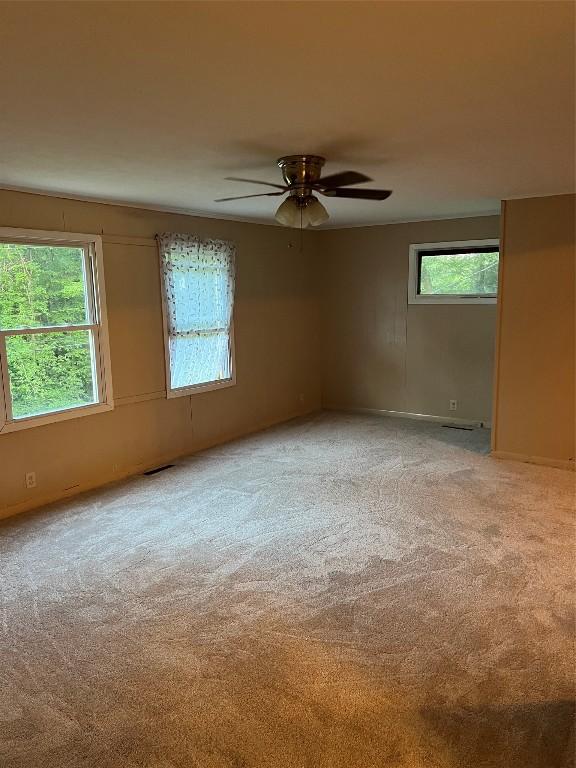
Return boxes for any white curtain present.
[157,233,236,390]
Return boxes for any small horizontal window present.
[408,240,499,304]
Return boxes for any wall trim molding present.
[0,184,283,229]
[328,409,574,470]
[491,450,575,471]
[102,234,158,248]
[0,184,500,231]
[115,390,166,407]
[327,406,487,429]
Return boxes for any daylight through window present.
[0,230,113,432]
[158,233,236,396]
[408,240,500,304]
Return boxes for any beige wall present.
[492,195,575,467]
[0,190,321,518]
[318,216,501,422]
[1,189,571,520]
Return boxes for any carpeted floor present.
[0,412,574,768]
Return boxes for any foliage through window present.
[408,240,499,304]
[158,233,236,395]
[0,230,113,431]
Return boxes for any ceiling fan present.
[215,155,392,228]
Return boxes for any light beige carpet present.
[0,412,574,768]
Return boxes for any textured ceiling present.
[0,1,574,227]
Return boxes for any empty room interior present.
[0,2,574,767]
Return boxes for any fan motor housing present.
[277,155,325,199]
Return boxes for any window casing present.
[408,239,500,305]
[0,228,113,433]
[158,233,236,397]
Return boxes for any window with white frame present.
[0,229,113,433]
[408,239,499,304]
[157,233,236,396]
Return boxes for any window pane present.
[171,265,231,332]
[5,330,97,419]
[169,333,231,390]
[419,251,499,295]
[158,234,236,392]
[0,243,89,329]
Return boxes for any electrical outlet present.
[449,400,458,411]
[25,471,36,489]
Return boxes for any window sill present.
[408,296,497,305]
[167,377,236,398]
[0,401,114,434]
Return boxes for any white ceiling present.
[0,1,574,227]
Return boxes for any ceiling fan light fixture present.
[274,197,300,227]
[274,196,329,228]
[306,197,329,226]
[219,155,392,225]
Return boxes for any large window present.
[0,228,113,433]
[408,239,499,304]
[158,233,236,396]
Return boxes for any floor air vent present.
[143,464,175,476]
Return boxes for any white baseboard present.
[491,450,575,471]
[327,406,488,429]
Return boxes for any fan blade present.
[215,191,285,202]
[225,177,287,191]
[321,188,392,201]
[315,170,372,188]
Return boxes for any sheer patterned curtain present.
[157,233,236,391]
